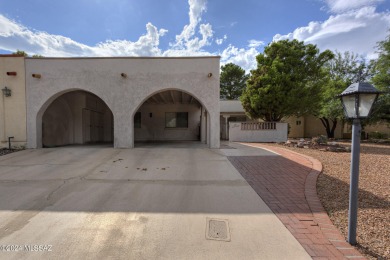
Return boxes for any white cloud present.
[96,23,168,56]
[220,45,259,72]
[248,40,264,48]
[215,34,227,45]
[195,23,213,48]
[2,0,388,74]
[170,0,212,52]
[0,0,260,72]
[0,15,21,36]
[273,7,390,59]
[0,15,167,57]
[0,0,216,58]
[324,0,384,13]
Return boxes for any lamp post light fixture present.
[339,82,381,245]
[2,87,12,97]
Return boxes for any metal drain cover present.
[206,218,231,241]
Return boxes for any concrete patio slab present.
[0,145,310,259]
[215,141,279,157]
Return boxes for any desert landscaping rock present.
[0,148,22,157]
[268,142,390,260]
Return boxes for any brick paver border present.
[228,143,365,259]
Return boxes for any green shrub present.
[312,135,328,145]
[369,131,388,139]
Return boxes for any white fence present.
[229,122,288,143]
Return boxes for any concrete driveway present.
[0,144,310,259]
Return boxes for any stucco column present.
[209,111,220,148]
[114,111,133,148]
[26,116,39,149]
[201,107,207,144]
[222,115,230,140]
[0,95,5,142]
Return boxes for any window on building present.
[134,112,141,128]
[296,120,302,126]
[165,112,188,128]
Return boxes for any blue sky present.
[0,0,389,71]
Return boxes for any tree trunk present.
[330,119,338,138]
[320,117,338,138]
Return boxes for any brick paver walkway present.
[228,143,365,260]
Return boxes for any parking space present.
[0,145,310,259]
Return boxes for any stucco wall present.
[363,122,390,137]
[304,115,343,138]
[25,57,220,148]
[220,116,225,139]
[0,56,26,148]
[67,92,86,144]
[134,103,201,141]
[220,113,250,140]
[229,122,288,142]
[284,117,305,138]
[42,95,74,147]
[103,108,114,142]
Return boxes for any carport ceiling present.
[144,90,200,105]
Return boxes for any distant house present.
[219,100,390,140]
[219,99,343,139]
[219,100,248,139]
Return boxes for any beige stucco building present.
[1,55,388,149]
[286,115,344,139]
[1,55,220,149]
[0,55,27,148]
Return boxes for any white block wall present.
[229,122,288,143]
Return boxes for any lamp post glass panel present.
[339,82,381,245]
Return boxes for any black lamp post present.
[339,82,381,245]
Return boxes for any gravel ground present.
[0,148,22,157]
[266,142,390,260]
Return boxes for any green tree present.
[12,50,29,57]
[12,50,44,58]
[241,39,333,121]
[220,63,249,100]
[370,33,390,123]
[316,51,371,138]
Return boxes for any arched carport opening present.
[40,90,114,148]
[133,89,210,147]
